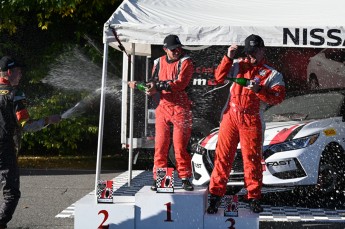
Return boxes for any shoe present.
[207,194,222,214]
[151,180,157,191]
[181,179,194,191]
[249,199,263,213]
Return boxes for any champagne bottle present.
[136,82,148,91]
[228,78,250,86]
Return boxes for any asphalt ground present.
[6,169,122,229]
[4,168,345,229]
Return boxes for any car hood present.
[264,119,332,146]
[199,119,334,150]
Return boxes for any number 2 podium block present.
[74,194,135,229]
[135,186,207,229]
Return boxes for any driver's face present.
[165,47,182,61]
[246,47,265,65]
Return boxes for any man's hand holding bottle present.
[145,82,157,96]
[128,81,159,96]
[128,81,148,92]
[247,77,262,93]
[127,81,138,90]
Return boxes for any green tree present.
[0,0,120,34]
[0,0,123,155]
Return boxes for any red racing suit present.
[209,56,285,199]
[152,55,194,179]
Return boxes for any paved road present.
[4,169,345,229]
[7,169,122,229]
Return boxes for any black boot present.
[181,179,194,191]
[207,194,222,214]
[249,199,263,213]
[151,180,157,191]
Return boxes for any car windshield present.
[264,92,344,122]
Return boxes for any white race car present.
[191,90,345,194]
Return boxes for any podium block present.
[135,186,207,229]
[74,194,135,229]
[204,208,259,229]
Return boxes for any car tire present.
[315,143,345,195]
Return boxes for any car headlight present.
[266,133,319,154]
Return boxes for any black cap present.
[243,34,265,54]
[163,34,182,50]
[0,56,21,71]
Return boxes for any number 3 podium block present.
[204,208,259,229]
[135,186,207,229]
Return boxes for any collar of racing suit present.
[165,54,183,64]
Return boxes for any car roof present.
[287,88,345,98]
[264,88,345,121]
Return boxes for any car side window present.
[324,49,344,63]
[341,50,345,63]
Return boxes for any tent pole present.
[144,57,149,137]
[94,42,108,202]
[128,43,135,186]
[121,53,128,148]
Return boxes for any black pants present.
[0,141,21,228]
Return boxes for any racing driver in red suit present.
[207,34,286,213]
[128,34,194,191]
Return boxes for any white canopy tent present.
[104,0,345,55]
[95,0,345,198]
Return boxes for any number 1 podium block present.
[74,194,135,229]
[135,186,207,229]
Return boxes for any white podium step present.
[135,186,207,229]
[204,208,259,229]
[71,170,345,228]
[74,194,135,229]
[74,186,259,229]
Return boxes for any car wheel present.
[316,164,336,193]
[315,143,345,194]
[308,74,319,90]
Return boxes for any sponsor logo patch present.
[324,128,336,136]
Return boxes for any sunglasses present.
[169,47,182,52]
[245,48,260,56]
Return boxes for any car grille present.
[232,150,244,172]
[207,149,244,173]
[201,147,306,183]
[206,149,245,183]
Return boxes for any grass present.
[18,154,154,171]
